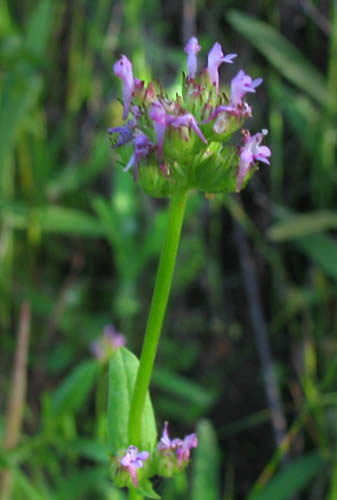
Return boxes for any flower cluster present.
[109,37,270,196]
[117,445,150,487]
[90,324,125,361]
[112,422,197,490]
[157,421,198,477]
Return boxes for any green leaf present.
[37,206,106,236]
[13,469,45,500]
[0,0,15,37]
[247,453,324,500]
[3,203,106,237]
[47,134,109,198]
[51,360,97,417]
[0,66,41,174]
[107,347,157,453]
[191,420,220,500]
[227,10,330,107]
[294,234,337,280]
[152,368,215,411]
[65,439,111,463]
[137,479,161,499]
[0,447,11,467]
[0,0,54,173]
[140,211,167,266]
[270,81,320,155]
[270,207,337,281]
[25,0,53,58]
[268,211,337,240]
[54,467,107,500]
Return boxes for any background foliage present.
[1,0,337,499]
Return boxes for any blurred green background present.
[1,0,337,499]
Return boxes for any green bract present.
[107,347,157,454]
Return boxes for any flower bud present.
[184,37,201,79]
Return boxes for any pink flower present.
[202,70,263,126]
[158,421,175,451]
[119,446,149,487]
[90,325,125,360]
[237,129,271,191]
[125,133,153,173]
[230,70,262,107]
[207,42,237,94]
[168,113,207,143]
[176,433,198,465]
[110,41,271,196]
[184,37,201,79]
[158,422,197,465]
[103,325,125,347]
[149,102,207,157]
[149,102,167,157]
[108,120,135,147]
[113,55,135,120]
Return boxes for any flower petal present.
[184,37,201,78]
[136,451,150,462]
[257,145,271,158]
[207,42,237,94]
[168,113,207,144]
[124,153,136,172]
[113,55,135,120]
[158,421,171,450]
[108,122,134,147]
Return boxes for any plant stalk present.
[128,190,189,446]
[0,301,31,500]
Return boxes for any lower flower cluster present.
[111,422,197,490]
[109,37,271,197]
[90,324,126,362]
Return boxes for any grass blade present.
[227,10,330,106]
[191,420,220,500]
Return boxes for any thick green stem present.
[128,190,189,446]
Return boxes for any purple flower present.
[125,133,152,172]
[158,422,198,465]
[119,445,150,487]
[108,120,135,147]
[149,102,207,157]
[90,324,125,360]
[230,70,263,107]
[237,129,271,191]
[176,433,198,465]
[184,37,201,79]
[103,325,126,347]
[131,105,141,119]
[207,42,237,94]
[158,421,175,451]
[110,41,270,196]
[113,55,135,120]
[149,102,167,157]
[201,70,263,127]
[167,113,207,144]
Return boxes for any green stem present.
[128,190,189,446]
